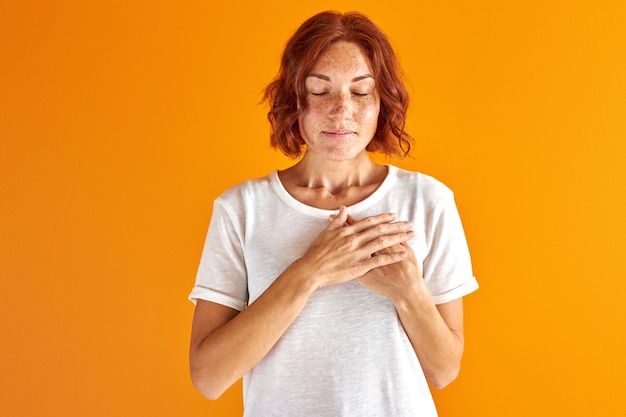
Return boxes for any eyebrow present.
[307,73,373,82]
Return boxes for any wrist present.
[391,276,432,313]
[284,258,321,294]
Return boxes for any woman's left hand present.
[353,219,465,389]
[357,241,427,302]
[341,214,424,301]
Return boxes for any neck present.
[286,152,383,194]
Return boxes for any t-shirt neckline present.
[269,164,397,218]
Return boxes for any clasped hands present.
[298,206,424,301]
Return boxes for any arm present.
[394,284,465,389]
[189,207,414,399]
[189,265,317,400]
[358,242,465,389]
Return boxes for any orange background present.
[1,1,625,416]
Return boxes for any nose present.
[328,91,353,120]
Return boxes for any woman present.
[189,10,478,416]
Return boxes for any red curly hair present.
[263,10,412,159]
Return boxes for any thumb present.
[328,205,349,228]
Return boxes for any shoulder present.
[214,172,275,208]
[391,166,454,204]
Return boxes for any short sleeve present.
[188,198,248,311]
[422,189,478,305]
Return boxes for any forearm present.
[393,286,464,389]
[190,262,317,399]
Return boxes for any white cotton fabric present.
[189,165,478,417]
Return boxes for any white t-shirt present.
[190,165,478,417]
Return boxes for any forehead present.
[309,41,374,75]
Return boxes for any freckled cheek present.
[304,100,328,114]
[299,106,318,124]
[356,101,380,123]
[299,103,330,132]
[298,108,323,140]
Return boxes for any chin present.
[324,150,367,162]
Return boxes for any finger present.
[346,212,397,234]
[399,241,418,263]
[362,249,407,270]
[372,243,404,256]
[361,230,414,257]
[345,214,358,225]
[352,219,413,247]
[327,205,349,229]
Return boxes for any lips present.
[323,130,356,138]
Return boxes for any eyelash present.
[310,92,368,97]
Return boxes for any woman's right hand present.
[292,206,414,289]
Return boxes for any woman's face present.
[299,41,380,162]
